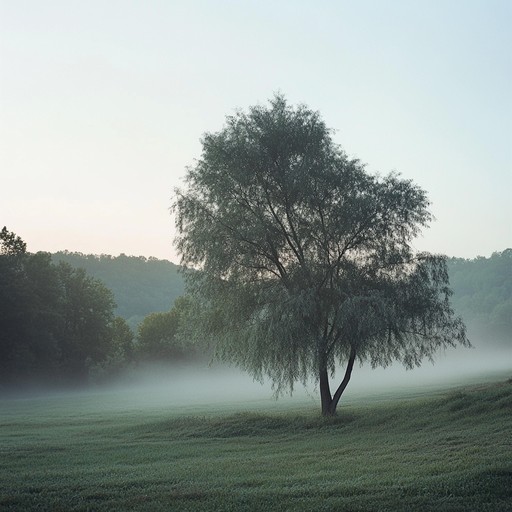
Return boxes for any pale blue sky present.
[1,0,510,262]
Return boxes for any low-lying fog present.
[2,341,511,413]
[122,343,511,406]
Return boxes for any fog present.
[138,343,510,408]
[2,340,510,414]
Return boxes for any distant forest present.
[447,249,511,347]
[54,249,511,346]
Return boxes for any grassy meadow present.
[1,371,511,512]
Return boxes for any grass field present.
[1,372,511,511]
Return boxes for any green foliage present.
[137,310,181,360]
[0,226,27,256]
[448,249,512,345]
[0,233,60,383]
[1,379,510,511]
[55,262,117,379]
[136,296,201,362]
[87,317,136,384]
[51,252,185,328]
[111,316,136,361]
[174,95,469,414]
[0,228,130,386]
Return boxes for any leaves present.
[0,229,124,385]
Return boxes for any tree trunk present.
[319,363,332,416]
[320,346,357,416]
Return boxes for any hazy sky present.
[1,0,510,263]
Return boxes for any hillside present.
[447,249,511,346]
[52,252,185,328]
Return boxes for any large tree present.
[174,96,469,415]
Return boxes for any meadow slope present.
[1,377,511,511]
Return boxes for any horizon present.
[23,244,512,265]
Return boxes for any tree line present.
[56,249,511,352]
[0,228,199,389]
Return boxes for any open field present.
[1,371,511,511]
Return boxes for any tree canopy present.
[136,296,201,362]
[0,228,129,387]
[174,95,469,415]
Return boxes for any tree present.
[110,316,135,362]
[1,226,27,257]
[136,296,198,362]
[56,262,116,380]
[87,316,135,384]
[0,227,31,382]
[137,310,181,360]
[0,229,60,382]
[174,95,469,415]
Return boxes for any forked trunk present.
[320,346,357,416]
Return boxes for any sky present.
[1,0,510,264]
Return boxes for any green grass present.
[1,378,511,511]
